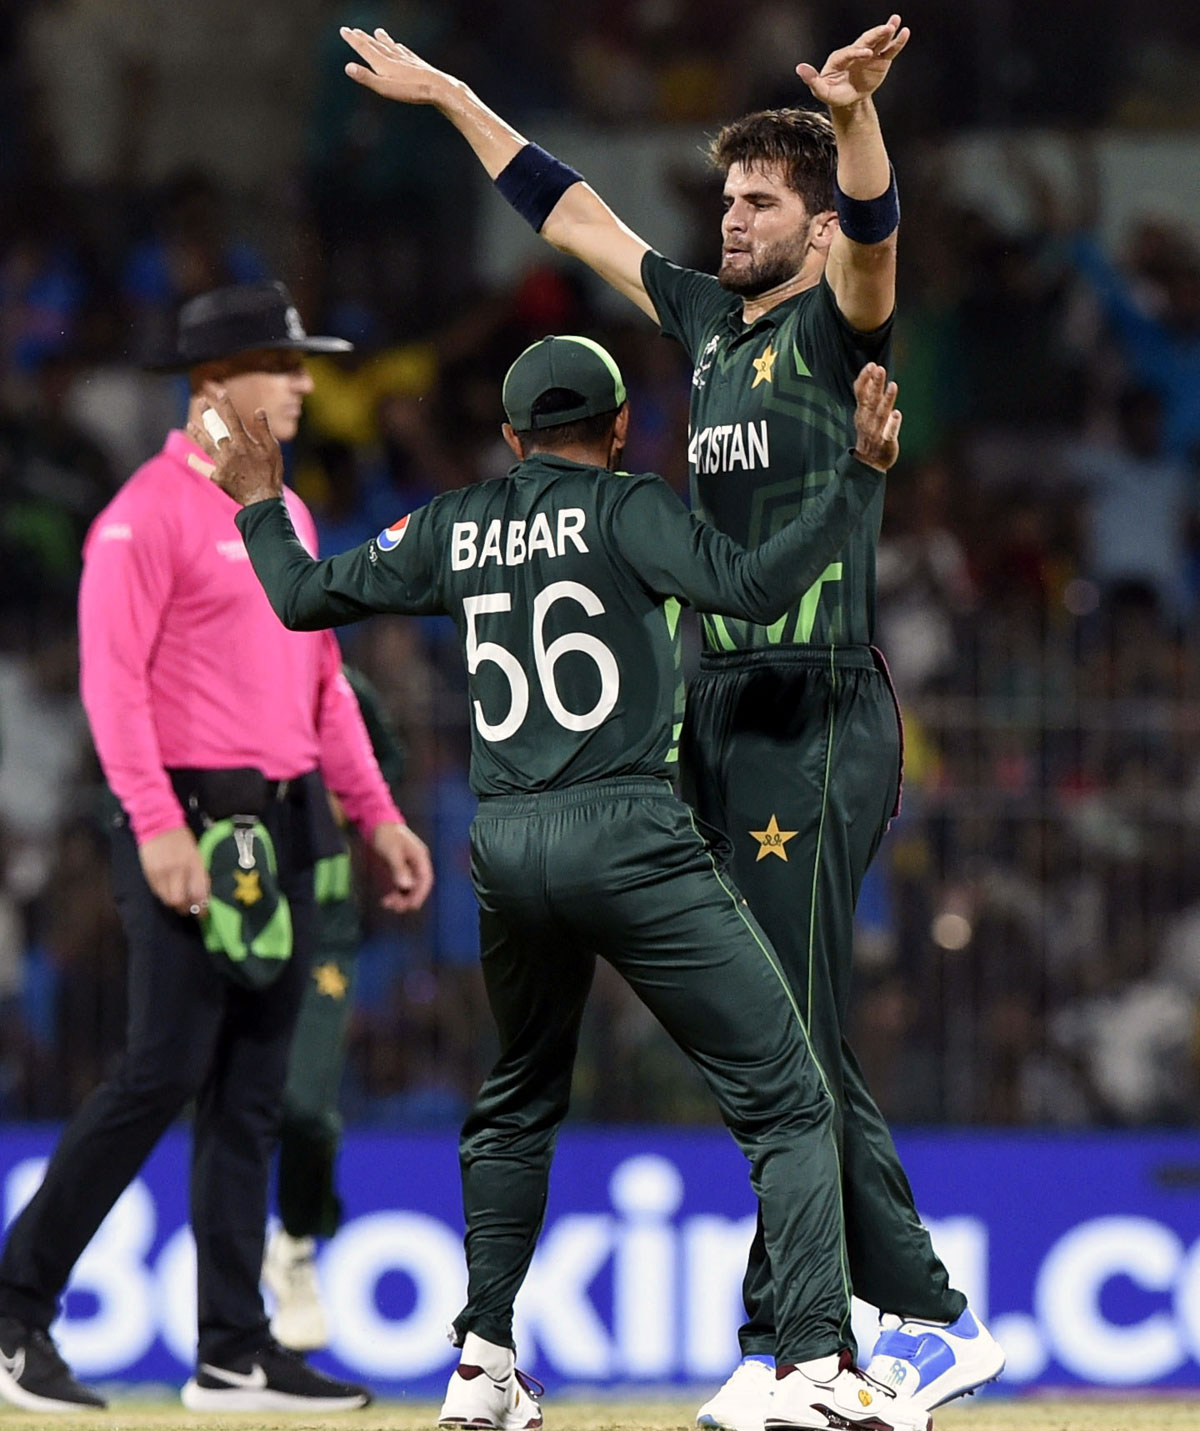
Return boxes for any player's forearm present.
[433,75,656,320]
[737,453,883,620]
[432,73,529,178]
[237,500,374,631]
[829,98,891,200]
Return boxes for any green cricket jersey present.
[642,250,893,652]
[237,452,880,796]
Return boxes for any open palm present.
[341,25,445,105]
[797,14,910,108]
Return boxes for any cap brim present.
[143,335,354,374]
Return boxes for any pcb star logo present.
[313,961,349,999]
[750,813,798,862]
[233,870,263,905]
[751,342,778,388]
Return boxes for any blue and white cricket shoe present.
[864,1307,1005,1411]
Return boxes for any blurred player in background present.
[192,341,933,1431]
[339,15,1004,1431]
[264,664,408,1351]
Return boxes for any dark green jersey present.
[642,250,892,652]
[237,452,880,796]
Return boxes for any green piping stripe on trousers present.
[686,809,854,1337]
[806,647,839,1036]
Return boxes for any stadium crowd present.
[0,0,1199,1130]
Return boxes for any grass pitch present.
[0,1397,1196,1431]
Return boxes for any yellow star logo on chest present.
[313,961,349,999]
[232,870,262,905]
[751,342,778,388]
[750,814,798,862]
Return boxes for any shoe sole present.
[922,1361,1006,1411]
[181,1380,369,1412]
[0,1363,106,1414]
[766,1416,930,1431]
[910,1343,1006,1412]
[438,1418,543,1430]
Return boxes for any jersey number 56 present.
[464,581,620,741]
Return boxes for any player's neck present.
[739,258,824,325]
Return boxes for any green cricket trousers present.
[680,646,964,1355]
[276,850,358,1239]
[454,776,852,1364]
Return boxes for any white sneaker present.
[865,1307,1005,1410]
[438,1333,543,1430]
[767,1351,931,1431]
[696,1356,775,1431]
[263,1231,329,1352]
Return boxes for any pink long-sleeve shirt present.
[79,429,403,845]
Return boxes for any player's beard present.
[718,221,813,297]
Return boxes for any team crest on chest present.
[751,342,778,388]
[376,515,410,552]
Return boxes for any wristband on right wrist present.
[494,143,584,232]
[834,165,900,245]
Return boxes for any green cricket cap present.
[502,335,627,430]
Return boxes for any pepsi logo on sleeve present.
[376,515,410,552]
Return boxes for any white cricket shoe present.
[696,1356,775,1431]
[767,1350,931,1431]
[865,1307,1005,1410]
[263,1230,329,1351]
[438,1333,543,1429]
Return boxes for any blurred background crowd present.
[2,0,1200,1131]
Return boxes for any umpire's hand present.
[850,362,902,471]
[371,821,434,914]
[140,826,210,918]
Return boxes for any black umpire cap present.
[147,280,353,372]
[502,335,627,430]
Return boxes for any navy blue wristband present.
[834,164,900,245]
[494,144,584,233]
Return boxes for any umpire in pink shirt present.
[0,282,433,1415]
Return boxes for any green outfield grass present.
[0,1397,1197,1431]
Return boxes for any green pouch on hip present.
[198,816,293,989]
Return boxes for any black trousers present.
[0,774,319,1363]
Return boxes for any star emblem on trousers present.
[313,961,349,999]
[750,813,798,861]
[751,342,778,388]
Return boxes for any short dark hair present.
[514,387,619,449]
[707,108,836,217]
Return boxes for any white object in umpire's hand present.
[202,407,232,446]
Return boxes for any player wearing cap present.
[338,19,1004,1429]
[193,335,931,1431]
[0,281,432,1415]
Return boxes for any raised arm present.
[340,27,657,321]
[799,15,908,332]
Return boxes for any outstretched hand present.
[797,14,910,109]
[341,25,448,104]
[187,386,284,508]
[851,363,902,472]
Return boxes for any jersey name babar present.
[451,509,590,571]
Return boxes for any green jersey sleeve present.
[235,498,445,627]
[642,250,737,360]
[798,274,894,381]
[611,453,883,621]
